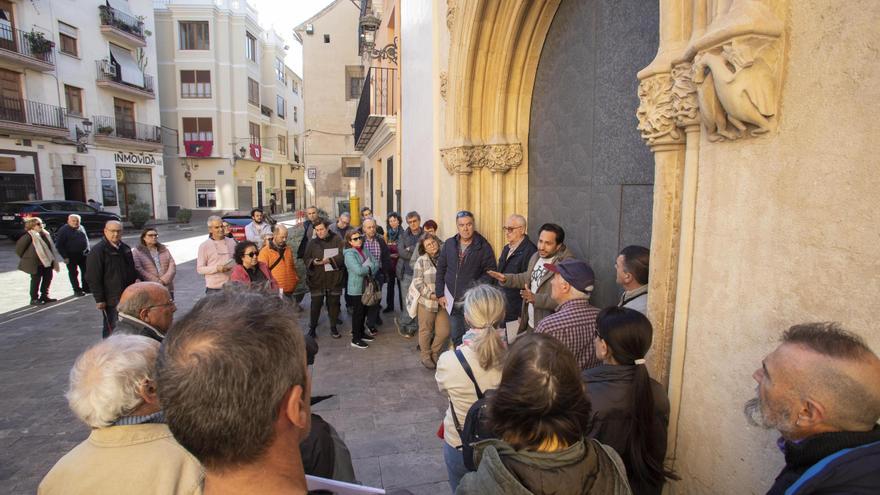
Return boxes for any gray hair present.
[508,214,527,229]
[405,211,421,221]
[67,214,81,222]
[117,283,163,318]
[66,335,159,428]
[338,212,350,220]
[207,215,222,227]
[105,220,122,229]
[272,223,288,235]
[362,217,376,228]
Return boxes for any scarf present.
[29,230,59,271]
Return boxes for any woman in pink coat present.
[132,227,177,298]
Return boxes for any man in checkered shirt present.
[535,258,601,370]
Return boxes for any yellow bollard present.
[350,196,361,228]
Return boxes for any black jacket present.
[767,426,880,495]
[296,219,315,259]
[114,314,163,342]
[583,364,670,495]
[54,224,90,259]
[434,232,497,301]
[497,236,537,322]
[303,231,345,291]
[86,238,137,307]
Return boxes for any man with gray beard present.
[745,322,880,495]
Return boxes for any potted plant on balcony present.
[97,125,114,135]
[24,31,54,56]
[98,5,112,25]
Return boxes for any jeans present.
[29,265,53,301]
[310,289,341,332]
[101,305,118,339]
[449,306,467,347]
[444,441,469,493]
[350,297,367,342]
[398,273,418,333]
[66,255,88,292]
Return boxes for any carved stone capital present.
[441,143,523,175]
[446,0,456,33]
[440,72,448,101]
[671,62,699,129]
[637,73,683,147]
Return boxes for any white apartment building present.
[0,0,165,219]
[283,66,304,212]
[294,0,362,217]
[156,0,301,214]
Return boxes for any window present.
[64,85,83,116]
[247,77,259,106]
[180,70,211,98]
[277,134,287,155]
[291,80,299,94]
[276,95,285,119]
[179,21,209,50]
[58,22,78,57]
[113,98,136,139]
[293,106,298,122]
[182,117,213,142]
[275,58,284,82]
[293,136,300,162]
[249,122,260,145]
[246,32,256,62]
[323,34,330,43]
[346,65,364,100]
[195,181,217,208]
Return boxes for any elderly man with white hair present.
[86,220,138,338]
[39,334,203,495]
[196,216,236,294]
[54,214,90,296]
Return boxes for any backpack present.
[450,349,497,471]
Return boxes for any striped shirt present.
[535,298,600,370]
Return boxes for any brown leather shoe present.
[421,357,436,370]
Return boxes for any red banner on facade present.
[250,144,262,161]
[184,140,213,157]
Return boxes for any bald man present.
[746,322,880,494]
[115,282,177,342]
[87,220,138,338]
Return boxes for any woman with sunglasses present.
[132,228,177,299]
[229,240,278,291]
[343,230,379,349]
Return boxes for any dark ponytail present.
[596,307,678,487]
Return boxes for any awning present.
[109,44,145,88]
[107,0,133,15]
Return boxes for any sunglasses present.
[244,252,258,258]
[456,210,473,219]
[351,236,363,241]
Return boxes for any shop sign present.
[114,151,159,166]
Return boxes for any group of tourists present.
[21,207,880,495]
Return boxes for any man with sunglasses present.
[114,282,177,342]
[615,245,650,316]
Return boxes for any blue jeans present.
[444,441,468,493]
[449,306,467,347]
[398,273,418,333]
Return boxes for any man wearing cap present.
[535,259,601,370]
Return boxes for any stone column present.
[485,143,523,249]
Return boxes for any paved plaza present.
[0,221,449,494]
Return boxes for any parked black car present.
[0,200,122,240]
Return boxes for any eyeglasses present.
[502,226,522,233]
[145,234,159,238]
[244,252,258,258]
[147,300,176,310]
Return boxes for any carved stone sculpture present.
[440,72,448,100]
[637,74,682,146]
[440,143,522,175]
[671,63,699,129]
[446,0,456,32]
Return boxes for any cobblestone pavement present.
[0,220,449,494]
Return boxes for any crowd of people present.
[19,207,880,494]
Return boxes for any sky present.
[249,0,337,75]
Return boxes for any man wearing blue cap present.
[535,258,601,370]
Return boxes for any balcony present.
[93,115,162,152]
[96,60,155,99]
[98,5,147,48]
[0,97,69,139]
[0,26,55,71]
[354,67,397,151]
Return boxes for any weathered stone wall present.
[671,0,880,491]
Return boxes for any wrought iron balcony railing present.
[0,26,55,65]
[0,97,67,128]
[93,115,161,143]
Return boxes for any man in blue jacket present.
[435,210,497,346]
[54,214,90,296]
[745,322,880,495]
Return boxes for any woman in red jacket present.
[229,240,278,291]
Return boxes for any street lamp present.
[75,119,93,153]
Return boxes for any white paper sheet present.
[444,284,454,315]
[505,320,520,344]
[305,475,385,494]
[323,248,339,271]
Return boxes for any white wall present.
[399,0,435,222]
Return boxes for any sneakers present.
[351,340,369,349]
[40,296,57,303]
[361,334,375,342]
[73,290,86,297]
[364,327,376,338]
[330,328,341,339]
[29,299,45,306]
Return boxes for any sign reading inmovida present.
[114,151,159,166]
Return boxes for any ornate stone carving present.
[446,0,456,32]
[440,143,523,175]
[671,63,699,128]
[440,72,448,100]
[637,74,682,146]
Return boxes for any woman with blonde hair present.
[435,284,507,492]
[16,217,62,305]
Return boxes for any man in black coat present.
[86,220,137,338]
[54,214,91,296]
[494,214,537,323]
[435,211,497,346]
[296,206,320,260]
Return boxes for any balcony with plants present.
[92,114,162,152]
[0,26,55,71]
[98,4,147,48]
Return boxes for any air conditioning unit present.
[100,60,117,77]
[305,24,314,35]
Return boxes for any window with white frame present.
[276,95,285,119]
[195,180,217,208]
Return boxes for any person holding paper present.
[343,230,379,349]
[303,220,345,339]
[409,233,450,368]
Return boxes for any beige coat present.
[39,423,203,495]
[435,343,503,447]
[500,244,575,332]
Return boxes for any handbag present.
[406,280,421,318]
[361,275,382,306]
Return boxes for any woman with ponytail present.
[585,306,677,494]
[435,284,507,492]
